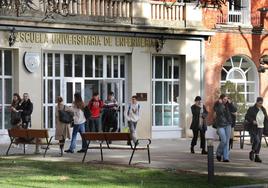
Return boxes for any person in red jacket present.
[88,92,103,132]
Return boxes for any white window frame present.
[152,55,180,128]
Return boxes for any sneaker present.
[201,150,208,155]
[223,159,230,162]
[255,155,262,163]
[216,155,221,162]
[64,149,74,153]
[249,151,255,161]
[77,149,86,153]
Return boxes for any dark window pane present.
[113,56,118,78]
[4,50,12,76]
[164,57,172,79]
[48,106,53,128]
[174,57,179,79]
[43,107,46,128]
[155,56,162,78]
[164,106,172,126]
[120,56,125,78]
[85,55,93,77]
[5,79,12,104]
[47,53,53,77]
[43,80,46,103]
[95,55,103,77]
[43,53,45,76]
[64,54,72,77]
[0,79,2,104]
[107,56,112,78]
[48,80,53,103]
[155,81,162,104]
[67,82,73,103]
[55,80,61,100]
[55,54,60,77]
[155,106,162,126]
[173,83,179,103]
[75,55,83,77]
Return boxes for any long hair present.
[11,93,21,107]
[56,96,63,105]
[73,93,84,110]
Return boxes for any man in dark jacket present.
[245,97,268,163]
[19,93,33,129]
[190,96,208,154]
[227,98,237,149]
[214,94,232,162]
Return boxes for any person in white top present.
[245,97,268,163]
[65,93,87,153]
[125,95,141,144]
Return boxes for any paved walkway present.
[1,138,268,180]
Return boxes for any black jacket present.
[213,101,232,128]
[190,104,208,131]
[228,102,237,128]
[19,100,33,122]
[245,104,268,133]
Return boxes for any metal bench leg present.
[6,138,15,156]
[240,130,245,149]
[23,144,26,154]
[129,143,138,165]
[82,142,90,163]
[264,136,268,147]
[100,143,103,161]
[147,144,151,164]
[44,137,53,158]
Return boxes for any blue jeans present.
[216,125,231,160]
[128,121,137,143]
[69,123,87,151]
[90,118,101,132]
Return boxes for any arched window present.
[221,55,258,104]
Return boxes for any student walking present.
[125,96,141,144]
[213,94,232,162]
[190,96,208,154]
[10,93,22,128]
[245,97,268,163]
[65,93,87,153]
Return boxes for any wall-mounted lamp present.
[155,36,165,52]
[9,27,16,47]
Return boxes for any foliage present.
[0,158,267,188]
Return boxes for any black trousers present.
[191,129,206,149]
[249,128,263,154]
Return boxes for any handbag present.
[58,105,73,124]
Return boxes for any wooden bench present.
[81,132,151,165]
[234,122,268,149]
[6,128,54,157]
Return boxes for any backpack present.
[58,105,73,124]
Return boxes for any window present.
[0,50,13,130]
[228,0,250,24]
[221,55,258,105]
[152,56,181,127]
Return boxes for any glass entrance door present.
[64,79,84,106]
[101,79,124,131]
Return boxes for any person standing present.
[213,94,232,162]
[87,92,103,132]
[125,96,141,145]
[245,97,268,163]
[102,91,118,133]
[10,93,22,128]
[227,97,237,149]
[55,96,71,156]
[19,93,33,129]
[190,96,208,154]
[65,93,87,153]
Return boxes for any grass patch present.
[0,158,266,188]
